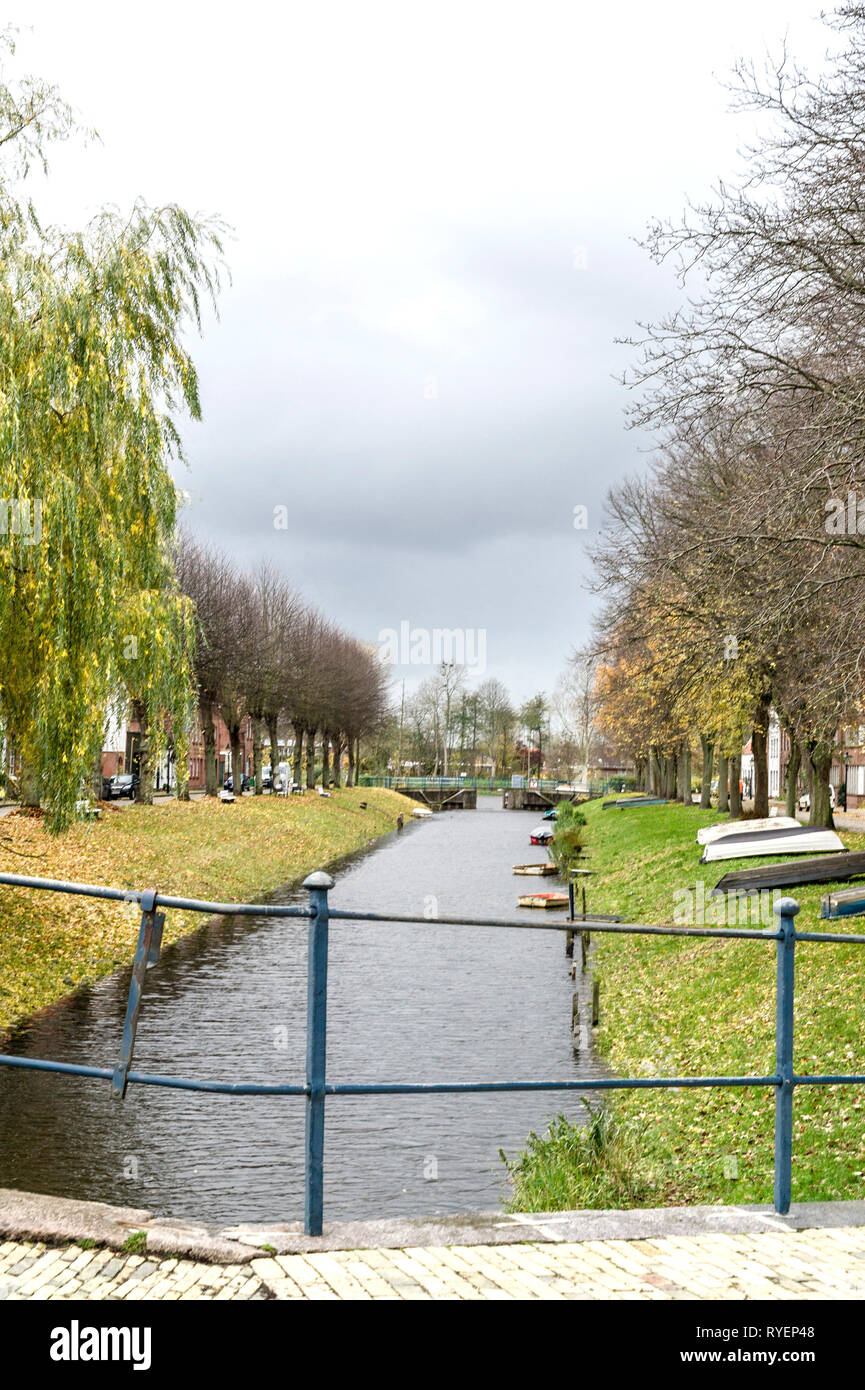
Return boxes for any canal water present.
[0,797,609,1226]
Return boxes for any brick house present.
[102,709,259,791]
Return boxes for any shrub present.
[500,1103,656,1211]
[550,800,587,872]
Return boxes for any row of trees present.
[588,3,865,828]
[174,537,388,797]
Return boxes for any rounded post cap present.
[773,896,801,916]
[303,870,335,890]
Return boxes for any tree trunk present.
[332,734,343,788]
[133,700,154,805]
[700,734,714,810]
[354,737,361,783]
[751,699,771,818]
[292,724,304,787]
[305,727,316,789]
[785,739,801,819]
[808,744,834,828]
[252,716,263,795]
[663,753,676,801]
[347,736,355,787]
[680,744,691,805]
[176,744,190,801]
[321,733,331,787]
[90,749,104,802]
[729,753,742,819]
[229,726,243,795]
[717,753,729,814]
[202,702,218,797]
[267,717,280,792]
[20,762,42,808]
[650,747,662,797]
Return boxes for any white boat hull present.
[701,827,845,863]
[697,816,799,846]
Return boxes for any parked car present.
[798,786,835,813]
[107,772,139,801]
[223,774,252,793]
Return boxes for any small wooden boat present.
[513,863,558,876]
[711,851,865,896]
[518,892,570,909]
[411,805,433,818]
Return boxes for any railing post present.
[303,870,334,1237]
[112,890,164,1100]
[773,895,799,1215]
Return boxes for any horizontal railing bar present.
[795,931,865,945]
[0,1054,307,1093]
[793,1074,865,1085]
[4,1053,864,1094]
[327,908,784,940]
[2,872,864,944]
[0,872,313,918]
[325,1076,780,1092]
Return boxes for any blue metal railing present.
[0,870,864,1234]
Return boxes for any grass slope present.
[509,799,865,1210]
[0,787,407,1032]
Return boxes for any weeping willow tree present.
[0,31,224,829]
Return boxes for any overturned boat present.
[712,851,865,895]
[701,824,845,864]
[513,863,558,876]
[529,825,555,845]
[696,816,800,847]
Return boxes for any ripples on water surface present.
[0,796,609,1224]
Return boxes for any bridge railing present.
[0,869,863,1235]
[359,776,511,790]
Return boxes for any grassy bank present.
[505,799,865,1211]
[0,787,408,1031]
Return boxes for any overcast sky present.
[9,1,832,706]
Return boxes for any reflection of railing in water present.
[0,869,864,1235]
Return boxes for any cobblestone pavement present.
[1,1226,865,1299]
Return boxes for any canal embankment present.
[510,798,865,1212]
[0,788,409,1031]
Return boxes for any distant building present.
[101,710,258,791]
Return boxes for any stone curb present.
[4,1187,865,1262]
[0,1189,258,1265]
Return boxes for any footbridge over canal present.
[392,778,477,809]
[359,777,590,811]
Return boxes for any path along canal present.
[0,797,609,1225]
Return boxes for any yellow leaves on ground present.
[0,788,406,1032]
